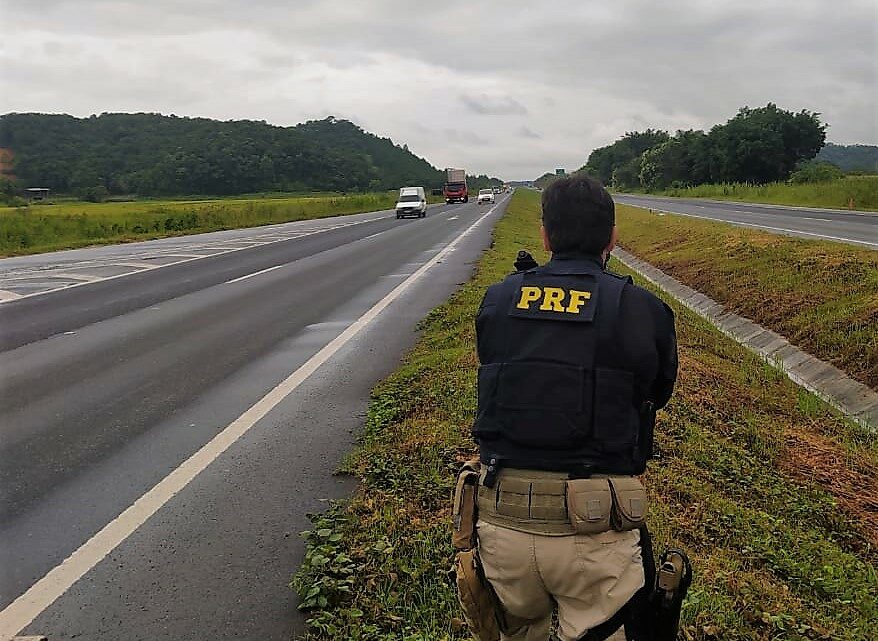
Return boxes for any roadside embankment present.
[655,176,878,211]
[292,189,878,640]
[615,204,878,391]
[0,193,399,256]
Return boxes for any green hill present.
[0,113,447,196]
[816,143,878,173]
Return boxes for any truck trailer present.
[443,168,468,203]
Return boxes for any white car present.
[477,189,495,204]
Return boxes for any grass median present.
[614,204,878,391]
[0,192,401,256]
[655,176,878,211]
[292,189,877,640]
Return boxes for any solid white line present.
[49,272,103,282]
[225,264,285,284]
[643,207,878,249]
[113,262,160,270]
[0,199,501,641]
[615,194,878,216]
[0,289,22,301]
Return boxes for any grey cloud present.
[518,126,541,139]
[2,0,876,178]
[443,128,490,145]
[460,94,528,115]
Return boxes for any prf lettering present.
[516,286,591,313]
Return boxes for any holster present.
[453,461,481,551]
[451,460,504,641]
[650,548,693,641]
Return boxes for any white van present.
[396,186,427,219]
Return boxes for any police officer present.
[471,176,677,641]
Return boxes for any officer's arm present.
[475,286,499,364]
[652,302,678,410]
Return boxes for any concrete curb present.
[611,247,878,432]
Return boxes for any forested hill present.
[816,143,878,173]
[0,113,447,196]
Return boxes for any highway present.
[0,196,509,640]
[613,194,877,249]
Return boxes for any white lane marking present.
[48,273,103,282]
[0,289,22,301]
[362,231,384,240]
[448,216,459,220]
[0,200,501,641]
[800,217,831,222]
[225,264,286,284]
[615,194,878,216]
[642,207,878,249]
[0,215,391,305]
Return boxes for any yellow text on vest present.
[516,286,592,314]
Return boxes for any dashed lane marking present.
[225,264,286,284]
[0,198,504,641]
[0,215,391,304]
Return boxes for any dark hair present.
[541,175,615,256]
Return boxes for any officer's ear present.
[541,224,552,252]
[605,226,618,254]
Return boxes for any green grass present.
[655,176,878,211]
[0,192,420,256]
[291,189,878,640]
[614,204,878,390]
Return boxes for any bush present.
[79,185,110,202]
[788,162,844,184]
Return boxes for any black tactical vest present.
[473,259,652,475]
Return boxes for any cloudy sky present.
[2,0,876,180]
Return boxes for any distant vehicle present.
[443,168,468,204]
[396,186,427,219]
[492,187,501,194]
[477,189,495,204]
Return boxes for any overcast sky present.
[2,0,876,180]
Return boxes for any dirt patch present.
[782,426,878,556]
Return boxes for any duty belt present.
[477,468,646,536]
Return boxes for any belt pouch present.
[608,476,647,531]
[495,477,532,520]
[565,478,612,534]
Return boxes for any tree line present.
[0,113,501,199]
[581,103,829,190]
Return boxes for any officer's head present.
[540,175,616,257]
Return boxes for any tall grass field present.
[0,193,400,256]
[291,189,877,640]
[657,176,878,210]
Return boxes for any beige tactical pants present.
[477,520,643,641]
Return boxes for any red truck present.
[443,168,468,203]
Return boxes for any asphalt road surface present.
[0,196,510,640]
[613,194,877,249]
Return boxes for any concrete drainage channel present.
[612,247,878,431]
